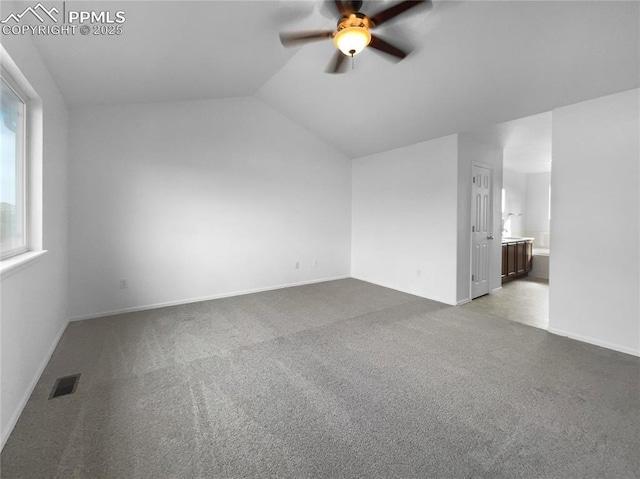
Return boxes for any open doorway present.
[464,112,551,330]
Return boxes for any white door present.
[471,165,492,299]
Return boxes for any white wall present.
[0,36,69,446]
[550,89,639,356]
[502,169,528,237]
[351,135,459,305]
[457,134,504,302]
[68,97,351,320]
[525,172,551,248]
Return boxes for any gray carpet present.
[2,279,638,478]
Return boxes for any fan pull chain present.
[351,53,354,70]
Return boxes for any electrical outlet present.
[119,279,128,289]
[313,259,318,267]
[294,261,300,269]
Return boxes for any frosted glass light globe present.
[333,26,371,56]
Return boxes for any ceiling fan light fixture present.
[279,0,428,73]
[333,26,371,56]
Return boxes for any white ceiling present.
[256,0,640,158]
[467,112,552,174]
[28,1,307,105]
[503,144,551,175]
[22,0,640,158]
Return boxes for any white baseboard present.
[69,275,351,322]
[458,287,500,305]
[350,276,455,306]
[547,327,640,357]
[1,319,68,450]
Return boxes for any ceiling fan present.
[279,0,430,73]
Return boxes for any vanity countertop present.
[501,236,534,244]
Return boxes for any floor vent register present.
[49,374,81,399]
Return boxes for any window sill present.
[1,250,48,279]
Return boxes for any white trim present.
[548,327,640,357]
[1,319,68,450]
[456,298,472,306]
[490,286,502,294]
[0,249,47,278]
[350,275,455,306]
[70,275,351,321]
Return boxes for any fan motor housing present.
[336,12,372,32]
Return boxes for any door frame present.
[469,161,495,299]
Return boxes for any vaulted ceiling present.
[24,0,640,158]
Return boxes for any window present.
[0,46,44,274]
[1,71,27,259]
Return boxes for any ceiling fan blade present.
[346,0,364,13]
[369,35,408,60]
[272,2,317,25]
[332,0,350,17]
[326,50,349,74]
[324,0,361,18]
[369,0,429,27]
[279,30,334,47]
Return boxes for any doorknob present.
[487,235,494,240]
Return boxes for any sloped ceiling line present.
[23,0,640,159]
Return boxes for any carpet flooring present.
[1,279,638,478]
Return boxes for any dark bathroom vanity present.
[501,237,533,282]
